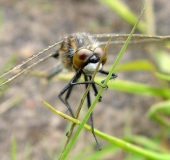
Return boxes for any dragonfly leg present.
[64,85,74,116]
[84,75,101,150]
[59,69,99,117]
[58,85,74,117]
[58,70,82,117]
[87,75,102,102]
[92,82,102,102]
[99,69,117,84]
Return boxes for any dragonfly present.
[0,32,170,149]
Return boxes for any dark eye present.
[94,47,103,57]
[94,47,107,65]
[76,49,93,61]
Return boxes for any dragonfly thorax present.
[58,33,107,74]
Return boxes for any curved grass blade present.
[96,0,147,33]
[147,100,170,127]
[41,100,170,160]
[95,78,170,98]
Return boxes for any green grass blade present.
[97,0,147,33]
[115,59,156,72]
[155,72,170,81]
[85,145,120,160]
[23,142,32,160]
[147,100,170,127]
[41,100,170,160]
[155,50,170,73]
[127,135,168,153]
[95,78,170,98]
[10,136,17,160]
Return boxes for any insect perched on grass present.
[0,32,170,149]
[0,32,118,150]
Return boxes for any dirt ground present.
[0,0,170,160]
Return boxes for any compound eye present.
[76,49,93,61]
[94,47,107,65]
[94,47,103,57]
[73,49,93,69]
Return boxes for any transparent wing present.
[1,33,170,91]
[0,33,170,113]
[0,40,63,87]
[0,39,63,113]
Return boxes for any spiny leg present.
[90,76,102,102]
[58,70,82,117]
[84,75,101,150]
[64,85,74,117]
[99,69,117,83]
[59,70,98,138]
[58,70,97,117]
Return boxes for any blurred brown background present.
[0,0,170,159]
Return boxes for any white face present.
[83,62,103,75]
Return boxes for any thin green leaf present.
[72,145,93,160]
[23,142,32,160]
[10,136,17,160]
[41,100,170,160]
[155,50,170,73]
[127,135,168,153]
[97,0,147,33]
[147,100,170,127]
[115,59,156,72]
[86,145,120,160]
[95,78,170,98]
[155,72,170,81]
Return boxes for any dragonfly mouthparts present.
[83,62,103,75]
[89,55,100,63]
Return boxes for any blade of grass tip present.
[41,100,72,120]
[59,1,147,160]
[41,101,170,160]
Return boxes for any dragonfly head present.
[73,47,107,75]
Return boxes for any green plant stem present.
[41,100,170,160]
